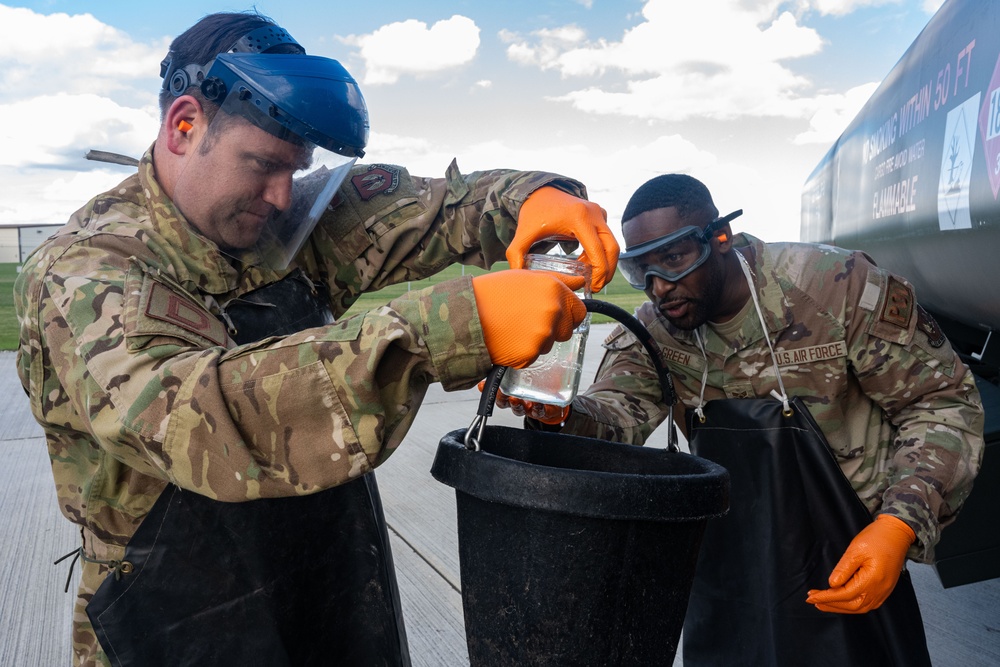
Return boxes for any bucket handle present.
[465,298,680,452]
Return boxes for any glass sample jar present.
[500,254,591,407]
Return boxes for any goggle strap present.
[703,208,744,239]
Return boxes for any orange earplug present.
[178,120,193,133]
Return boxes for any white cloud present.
[794,81,879,144]
[364,131,715,219]
[807,0,901,17]
[0,93,158,168]
[505,0,831,122]
[0,166,131,225]
[0,5,162,225]
[341,15,481,85]
[806,0,942,17]
[360,129,799,244]
[0,4,166,101]
[504,26,589,69]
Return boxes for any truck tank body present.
[802,0,1000,339]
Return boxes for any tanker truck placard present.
[979,52,1000,199]
[938,92,980,230]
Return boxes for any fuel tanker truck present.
[801,0,998,588]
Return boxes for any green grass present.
[0,263,18,351]
[0,260,649,351]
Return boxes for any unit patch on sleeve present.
[916,304,947,348]
[351,165,401,200]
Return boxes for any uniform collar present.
[658,232,791,351]
[139,144,243,295]
[736,233,790,337]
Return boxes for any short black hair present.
[621,174,718,226]
[157,11,293,118]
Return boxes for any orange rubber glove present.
[472,269,587,369]
[507,186,619,292]
[477,381,572,425]
[806,514,916,614]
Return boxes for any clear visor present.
[618,226,711,289]
[252,149,355,270]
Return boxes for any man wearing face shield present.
[13,11,618,667]
[499,174,983,665]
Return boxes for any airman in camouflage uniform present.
[562,232,984,562]
[13,12,618,667]
[510,173,982,563]
[506,173,983,665]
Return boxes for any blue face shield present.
[199,53,368,269]
[618,209,743,289]
[161,26,371,269]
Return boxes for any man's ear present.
[163,96,205,156]
[713,224,734,253]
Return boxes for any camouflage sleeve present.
[306,159,587,316]
[843,255,984,560]
[22,240,492,503]
[552,323,674,446]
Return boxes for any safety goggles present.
[618,209,743,289]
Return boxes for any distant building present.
[0,224,63,264]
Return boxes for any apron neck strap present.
[693,251,790,419]
[737,251,791,413]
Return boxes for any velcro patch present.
[724,381,755,399]
[775,341,847,366]
[145,281,227,346]
[351,165,400,200]
[880,276,913,328]
[660,345,699,369]
[917,305,946,348]
[859,279,881,311]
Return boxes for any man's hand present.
[472,270,587,369]
[477,381,571,425]
[806,514,915,614]
[507,186,619,292]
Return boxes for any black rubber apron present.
[682,396,931,667]
[87,269,410,667]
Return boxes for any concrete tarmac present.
[1,325,998,665]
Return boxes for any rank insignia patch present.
[145,282,226,346]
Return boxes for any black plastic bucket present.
[431,425,729,666]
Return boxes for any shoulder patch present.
[351,165,401,200]
[916,305,946,348]
[602,325,636,350]
[880,276,913,328]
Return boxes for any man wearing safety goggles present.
[14,10,618,666]
[618,208,743,288]
[501,174,983,666]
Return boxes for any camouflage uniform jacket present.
[14,146,587,666]
[560,233,984,563]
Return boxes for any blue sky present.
[0,0,945,243]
